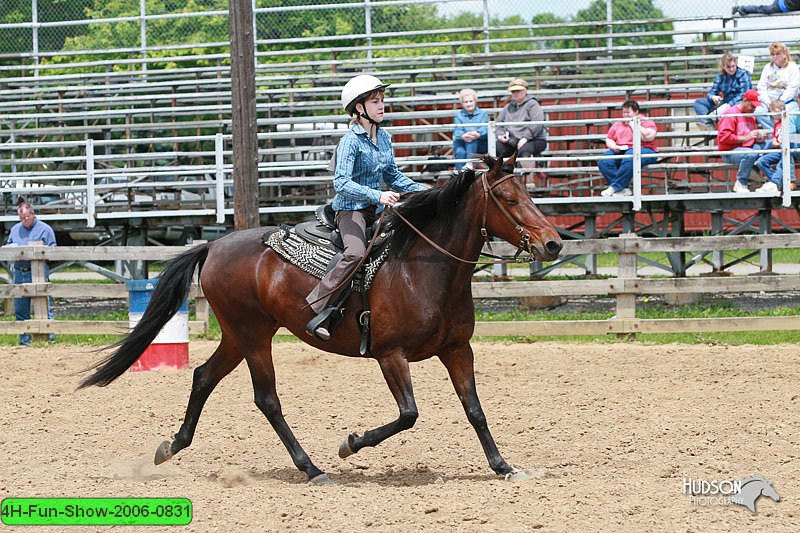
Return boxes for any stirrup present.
[306,307,337,341]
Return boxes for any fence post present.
[139,0,148,75]
[365,0,373,64]
[759,209,773,273]
[86,138,96,228]
[487,120,496,157]
[482,0,490,55]
[711,211,724,273]
[215,133,226,223]
[32,0,40,79]
[615,233,638,337]
[29,241,50,342]
[781,108,792,208]
[632,116,642,211]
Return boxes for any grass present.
[544,248,800,270]
[3,300,799,347]
[474,302,800,345]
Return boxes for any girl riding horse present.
[305,74,427,340]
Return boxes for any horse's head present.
[478,152,562,261]
[761,481,781,502]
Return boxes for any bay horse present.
[79,153,562,484]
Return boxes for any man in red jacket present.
[717,89,772,193]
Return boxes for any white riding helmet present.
[341,74,390,114]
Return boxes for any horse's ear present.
[504,150,517,168]
[489,153,504,174]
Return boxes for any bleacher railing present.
[2,110,799,226]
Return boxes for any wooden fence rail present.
[1,234,800,338]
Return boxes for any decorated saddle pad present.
[263,227,390,292]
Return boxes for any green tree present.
[574,0,673,47]
[0,0,93,54]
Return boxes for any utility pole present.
[229,0,259,230]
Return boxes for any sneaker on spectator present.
[755,182,780,194]
[697,121,715,131]
[612,188,633,197]
[733,180,750,193]
[600,186,616,197]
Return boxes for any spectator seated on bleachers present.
[452,88,489,171]
[754,100,786,194]
[717,89,772,193]
[598,99,659,197]
[734,0,800,16]
[754,42,800,130]
[694,51,752,130]
[495,78,547,168]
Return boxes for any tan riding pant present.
[306,207,377,313]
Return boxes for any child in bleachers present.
[755,100,786,193]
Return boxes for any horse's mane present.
[386,155,499,258]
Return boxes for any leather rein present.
[390,172,537,266]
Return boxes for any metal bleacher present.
[2,9,800,244]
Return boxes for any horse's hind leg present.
[438,344,524,479]
[155,338,243,465]
[245,342,331,485]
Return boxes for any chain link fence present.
[1,1,741,59]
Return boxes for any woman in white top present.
[755,42,800,129]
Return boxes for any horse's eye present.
[505,199,518,206]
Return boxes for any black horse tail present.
[78,243,210,389]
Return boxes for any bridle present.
[391,171,536,265]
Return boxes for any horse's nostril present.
[545,240,563,256]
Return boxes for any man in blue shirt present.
[5,198,57,346]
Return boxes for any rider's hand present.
[379,191,401,207]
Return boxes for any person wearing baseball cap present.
[495,77,547,163]
[717,89,771,193]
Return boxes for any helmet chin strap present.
[356,104,380,137]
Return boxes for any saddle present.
[261,205,393,354]
[293,204,387,254]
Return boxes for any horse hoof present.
[503,468,529,482]
[338,432,357,459]
[309,473,335,486]
[154,441,173,465]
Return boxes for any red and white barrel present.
[126,279,189,372]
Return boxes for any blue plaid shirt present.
[708,67,753,105]
[332,124,425,211]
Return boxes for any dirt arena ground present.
[1,340,797,532]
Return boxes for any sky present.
[436,0,800,51]
[435,0,726,20]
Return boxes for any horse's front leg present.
[439,344,525,479]
[338,352,418,458]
